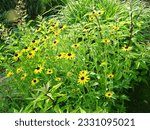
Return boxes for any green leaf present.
[54,104,62,113]
[79,107,86,113]
[50,82,63,94]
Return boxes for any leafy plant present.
[0,0,150,113]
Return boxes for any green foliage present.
[0,0,150,113]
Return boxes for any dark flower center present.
[36,67,40,70]
[33,80,37,82]
[81,77,85,80]
[68,53,71,56]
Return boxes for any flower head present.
[71,43,80,49]
[112,26,119,31]
[79,70,89,76]
[56,52,66,59]
[46,69,53,75]
[21,73,27,80]
[102,39,111,44]
[107,73,114,79]
[121,45,132,51]
[67,71,73,77]
[31,78,39,86]
[6,71,14,77]
[16,68,23,73]
[65,52,75,60]
[105,91,113,98]
[27,51,35,59]
[78,74,90,85]
[13,52,21,61]
[55,77,61,81]
[34,65,43,74]
[52,39,59,47]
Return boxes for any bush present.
[0,0,150,112]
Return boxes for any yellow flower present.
[6,71,14,77]
[67,71,73,77]
[105,91,113,98]
[54,30,61,37]
[22,46,30,52]
[31,78,39,86]
[121,45,132,51]
[65,52,75,60]
[32,47,38,52]
[35,27,41,32]
[89,15,95,21]
[16,68,23,73]
[31,40,39,44]
[78,74,90,85]
[42,36,49,41]
[107,73,114,79]
[46,69,53,75]
[21,73,27,80]
[112,26,119,31]
[34,65,43,74]
[52,39,59,47]
[71,43,80,49]
[27,51,35,59]
[55,77,61,81]
[102,39,111,44]
[13,52,21,61]
[79,70,89,76]
[59,25,66,31]
[92,10,104,16]
[56,52,66,59]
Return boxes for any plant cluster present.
[0,0,150,112]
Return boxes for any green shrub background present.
[0,0,150,113]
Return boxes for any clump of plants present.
[0,0,150,112]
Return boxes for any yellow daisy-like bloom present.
[54,30,60,37]
[55,77,61,81]
[56,52,66,59]
[59,25,66,31]
[21,73,27,80]
[31,39,39,44]
[71,43,80,49]
[46,69,53,75]
[105,91,113,98]
[16,68,23,73]
[22,46,30,52]
[27,51,35,59]
[31,78,39,86]
[65,52,75,60]
[35,27,41,32]
[102,39,111,44]
[92,10,104,16]
[52,39,59,47]
[34,65,43,74]
[67,71,73,77]
[32,47,38,52]
[89,15,95,21]
[79,70,89,76]
[13,52,21,61]
[42,36,49,41]
[107,73,114,79]
[78,74,90,85]
[112,26,120,31]
[6,71,14,77]
[121,45,132,51]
